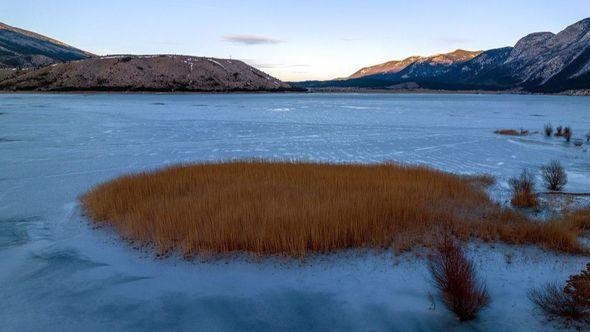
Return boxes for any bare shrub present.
[529,263,590,324]
[509,169,538,208]
[555,125,564,137]
[564,127,572,142]
[429,238,490,321]
[540,160,567,191]
[544,124,553,137]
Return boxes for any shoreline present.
[1,88,588,96]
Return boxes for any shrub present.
[564,127,572,142]
[429,238,490,321]
[540,160,567,191]
[509,169,538,208]
[529,263,590,324]
[555,126,564,137]
[544,124,553,137]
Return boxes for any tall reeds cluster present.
[80,161,585,257]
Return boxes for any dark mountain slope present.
[0,22,92,69]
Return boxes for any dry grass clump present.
[568,209,590,231]
[80,161,584,257]
[494,129,528,136]
[463,173,495,187]
[509,169,538,208]
[429,238,490,321]
[529,263,590,325]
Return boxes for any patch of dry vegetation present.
[568,209,590,231]
[494,129,529,136]
[80,161,585,257]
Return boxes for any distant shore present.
[299,87,590,96]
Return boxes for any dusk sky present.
[3,0,590,81]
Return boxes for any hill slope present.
[350,50,481,79]
[0,55,293,92]
[0,22,92,69]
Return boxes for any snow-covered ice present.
[1,93,589,331]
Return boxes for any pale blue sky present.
[3,1,590,81]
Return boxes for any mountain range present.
[295,18,590,93]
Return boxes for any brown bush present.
[494,129,528,136]
[80,161,584,257]
[509,169,538,208]
[540,160,567,191]
[429,238,490,321]
[529,264,590,324]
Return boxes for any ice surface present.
[0,93,589,331]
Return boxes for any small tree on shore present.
[544,124,553,137]
[540,160,567,191]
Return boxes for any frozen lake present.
[1,93,589,331]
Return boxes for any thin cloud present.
[243,60,310,69]
[256,63,310,69]
[222,34,284,45]
[436,37,473,44]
